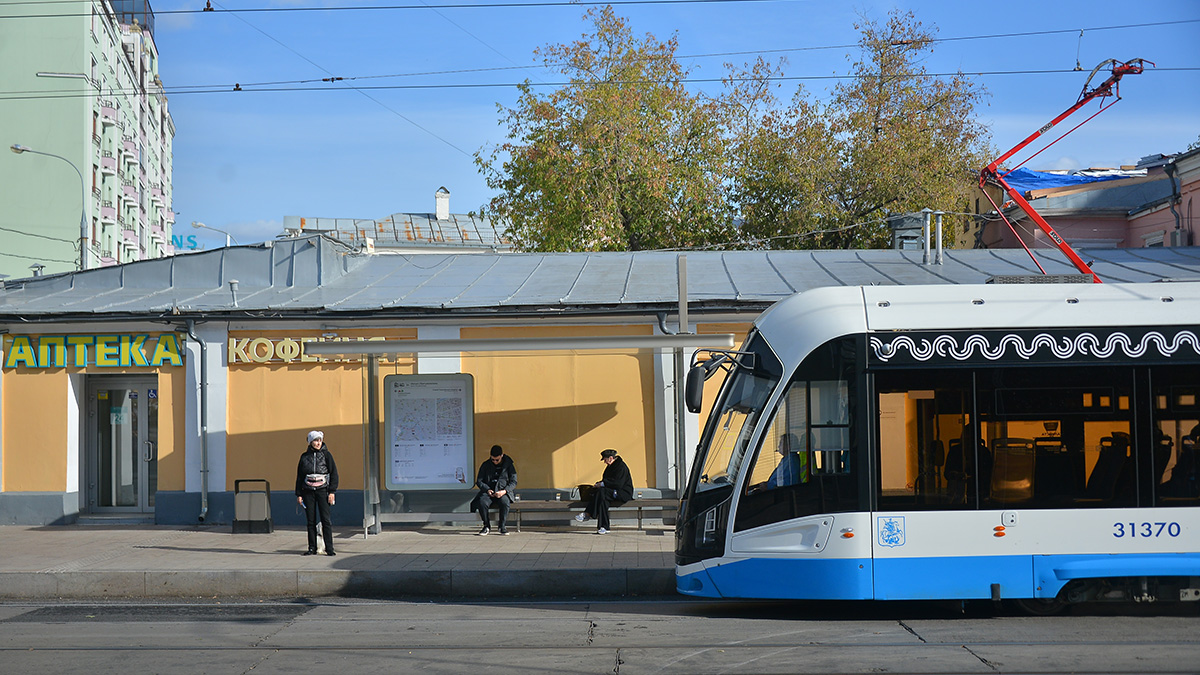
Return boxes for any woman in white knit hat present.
[295,430,339,555]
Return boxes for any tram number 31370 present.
[1112,522,1182,538]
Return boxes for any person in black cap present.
[471,444,517,535]
[295,430,338,556]
[574,448,634,534]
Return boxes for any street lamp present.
[191,221,238,247]
[11,143,90,271]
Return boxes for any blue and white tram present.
[676,282,1200,610]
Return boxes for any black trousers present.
[301,489,334,552]
[588,488,625,530]
[476,492,509,528]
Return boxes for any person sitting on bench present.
[471,445,516,536]
[574,448,634,534]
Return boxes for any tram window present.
[978,366,1135,509]
[1153,365,1200,505]
[734,338,858,532]
[877,366,1148,510]
[745,387,809,492]
[875,371,975,511]
[694,335,782,494]
[812,426,850,475]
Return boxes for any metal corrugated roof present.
[2,235,1199,321]
[282,212,511,250]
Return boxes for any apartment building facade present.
[0,0,174,280]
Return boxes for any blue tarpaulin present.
[1000,167,1130,193]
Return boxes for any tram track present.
[0,599,1195,675]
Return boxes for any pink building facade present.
[973,148,1199,251]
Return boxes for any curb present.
[0,568,677,599]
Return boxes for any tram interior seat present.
[1162,426,1199,499]
[989,438,1036,502]
[1079,433,1130,503]
[1033,437,1071,500]
[1154,430,1173,485]
[944,433,992,504]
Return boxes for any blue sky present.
[151,0,1200,249]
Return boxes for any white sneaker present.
[574,513,590,522]
[596,527,608,535]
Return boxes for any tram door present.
[87,377,158,513]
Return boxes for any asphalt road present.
[1,597,1196,674]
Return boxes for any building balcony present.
[150,224,165,241]
[100,104,117,126]
[100,154,117,175]
[150,186,163,204]
[122,183,138,199]
[100,205,117,223]
[123,228,139,243]
[164,209,175,224]
[92,133,102,147]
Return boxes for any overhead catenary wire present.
[1,14,1194,99]
[0,249,78,264]
[0,224,78,245]
[5,0,808,19]
[652,209,990,252]
[3,67,1196,102]
[204,0,472,156]
[4,0,1199,36]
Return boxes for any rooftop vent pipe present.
[435,187,450,221]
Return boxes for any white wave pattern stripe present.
[870,330,1200,363]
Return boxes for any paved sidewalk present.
[0,522,677,600]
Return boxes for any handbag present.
[576,484,596,502]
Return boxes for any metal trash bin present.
[233,479,273,533]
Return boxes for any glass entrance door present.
[88,378,158,513]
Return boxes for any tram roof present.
[2,235,1199,321]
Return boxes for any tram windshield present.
[694,333,782,493]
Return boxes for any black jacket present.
[295,446,339,495]
[600,456,635,502]
[473,455,517,505]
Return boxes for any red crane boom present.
[979,58,1152,284]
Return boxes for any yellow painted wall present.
[2,332,188,494]
[2,322,751,496]
[2,369,70,491]
[461,325,655,489]
[224,329,416,493]
[158,367,188,491]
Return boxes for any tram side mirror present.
[685,365,706,413]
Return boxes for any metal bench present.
[369,498,679,534]
[510,498,678,532]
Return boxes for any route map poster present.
[383,374,474,490]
